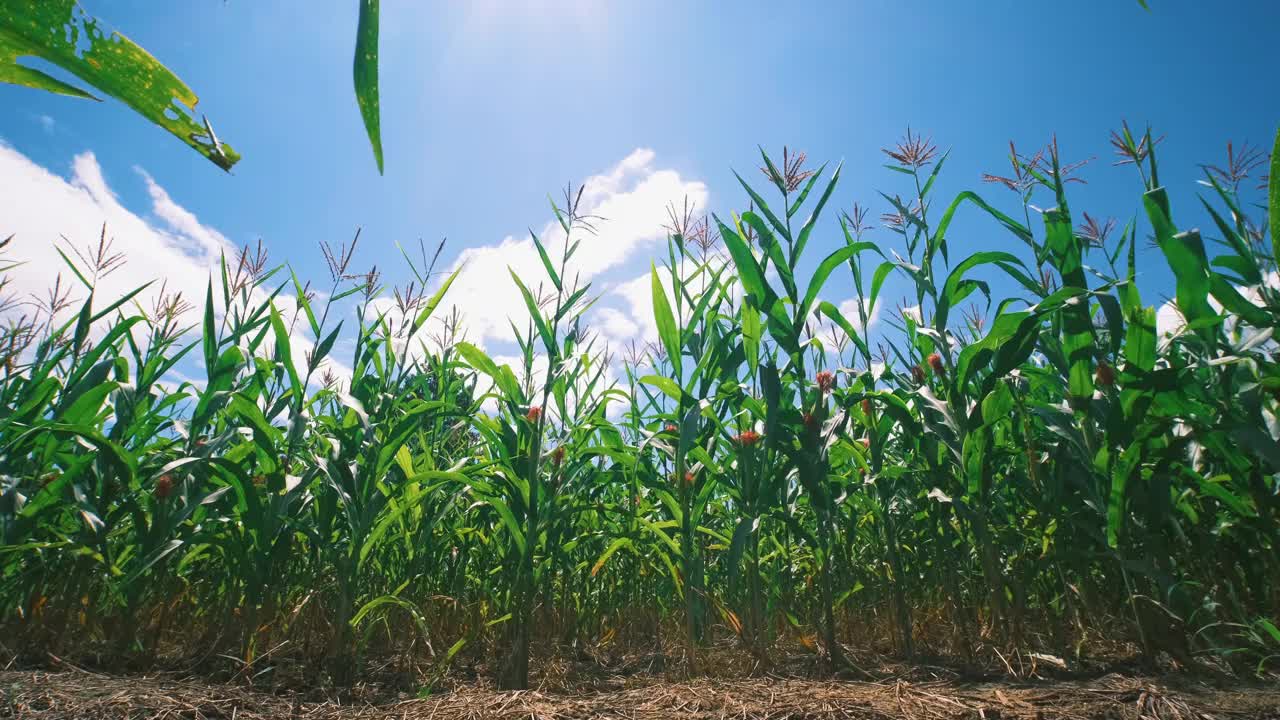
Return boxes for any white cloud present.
[1154,270,1277,350]
[813,296,881,356]
[0,144,706,393]
[594,252,735,349]
[37,114,55,134]
[836,297,881,332]
[0,142,344,383]
[1155,300,1186,344]
[136,168,233,259]
[605,271,661,344]
[436,148,708,347]
[595,307,639,341]
[0,144,227,321]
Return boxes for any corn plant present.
[1,127,1278,684]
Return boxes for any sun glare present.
[461,0,603,34]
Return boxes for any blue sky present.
[1,1,1278,376]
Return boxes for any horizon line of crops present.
[2,125,1279,689]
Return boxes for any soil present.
[3,668,1279,719]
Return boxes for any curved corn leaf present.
[0,0,239,169]
[354,0,383,173]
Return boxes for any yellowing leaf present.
[724,609,743,636]
[395,445,414,477]
[0,0,239,170]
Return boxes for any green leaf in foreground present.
[651,264,682,378]
[1270,126,1280,270]
[354,0,383,174]
[0,0,240,170]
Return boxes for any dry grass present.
[3,668,1279,719]
[3,651,1280,720]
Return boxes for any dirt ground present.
[2,668,1279,720]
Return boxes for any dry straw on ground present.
[3,670,1279,720]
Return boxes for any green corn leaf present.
[292,271,322,337]
[120,539,183,588]
[867,260,895,319]
[454,341,523,402]
[1257,619,1280,647]
[639,374,684,405]
[486,491,532,548]
[455,341,499,378]
[555,284,593,325]
[60,380,117,426]
[793,161,842,261]
[740,212,794,300]
[46,423,137,480]
[715,214,778,316]
[362,472,467,567]
[676,401,703,464]
[954,309,1035,391]
[203,280,217,372]
[590,537,632,577]
[1208,274,1270,328]
[962,423,990,496]
[62,317,143,395]
[733,169,789,240]
[350,596,431,644]
[309,322,344,374]
[724,517,752,595]
[1044,209,1094,405]
[1198,188,1258,283]
[374,402,444,479]
[90,282,153,324]
[1108,441,1144,547]
[10,377,60,425]
[799,242,875,326]
[650,264,682,378]
[1271,126,1280,269]
[637,516,682,557]
[71,289,93,353]
[979,379,1014,426]
[741,305,762,370]
[679,264,728,348]
[530,230,561,291]
[1196,474,1255,518]
[410,265,462,337]
[509,270,557,359]
[787,167,824,217]
[1232,424,1280,473]
[935,190,1034,257]
[1145,189,1213,325]
[936,251,1023,332]
[1096,294,1125,355]
[919,150,950,197]
[354,0,383,173]
[816,301,872,360]
[54,246,92,289]
[760,362,781,453]
[0,0,239,169]
[269,302,303,403]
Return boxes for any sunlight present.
[3,1,1278,710]
[460,0,604,33]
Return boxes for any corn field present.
[2,128,1279,691]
